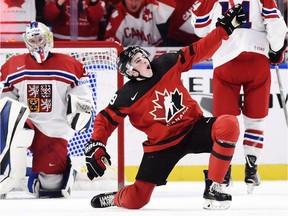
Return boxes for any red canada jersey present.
[92,26,229,152]
[104,0,176,46]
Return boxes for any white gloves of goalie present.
[66,94,93,132]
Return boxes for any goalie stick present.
[275,65,288,127]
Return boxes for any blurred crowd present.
[0,0,287,47]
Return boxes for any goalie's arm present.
[0,82,19,101]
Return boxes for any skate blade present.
[246,183,259,194]
[203,199,230,210]
[246,180,260,194]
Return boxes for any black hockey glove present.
[268,39,287,65]
[216,3,247,35]
[85,140,111,180]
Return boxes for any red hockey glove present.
[269,39,287,65]
[85,140,111,180]
[216,3,247,35]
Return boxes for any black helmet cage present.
[117,46,150,79]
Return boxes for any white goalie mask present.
[23,21,54,63]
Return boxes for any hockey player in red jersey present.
[192,0,288,193]
[0,21,93,198]
[85,4,246,210]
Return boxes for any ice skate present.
[203,170,232,210]
[245,164,260,194]
[91,192,117,208]
[245,155,260,194]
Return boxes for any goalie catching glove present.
[66,94,93,132]
[216,3,247,35]
[85,140,111,180]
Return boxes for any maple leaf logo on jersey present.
[192,0,201,11]
[142,8,153,22]
[150,89,185,123]
[4,0,25,8]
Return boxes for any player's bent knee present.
[126,195,151,209]
[212,114,240,143]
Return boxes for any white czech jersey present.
[0,53,92,141]
[192,0,288,67]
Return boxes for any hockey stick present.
[101,157,117,171]
[275,65,288,127]
[0,81,4,95]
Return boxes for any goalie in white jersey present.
[192,0,287,193]
[0,21,94,198]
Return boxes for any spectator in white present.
[104,0,176,47]
[192,0,288,194]
[43,0,106,40]
[0,21,93,198]
[166,0,200,46]
[0,1,36,42]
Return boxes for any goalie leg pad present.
[0,97,33,195]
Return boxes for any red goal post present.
[0,41,125,190]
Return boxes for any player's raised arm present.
[191,3,247,63]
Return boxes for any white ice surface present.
[1,181,287,216]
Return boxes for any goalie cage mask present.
[117,46,151,79]
[23,21,54,64]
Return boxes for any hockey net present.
[0,41,124,191]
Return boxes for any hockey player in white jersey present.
[0,21,94,198]
[192,0,287,193]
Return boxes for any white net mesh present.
[0,46,121,190]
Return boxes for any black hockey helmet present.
[117,46,150,79]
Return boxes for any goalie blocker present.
[0,97,34,195]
